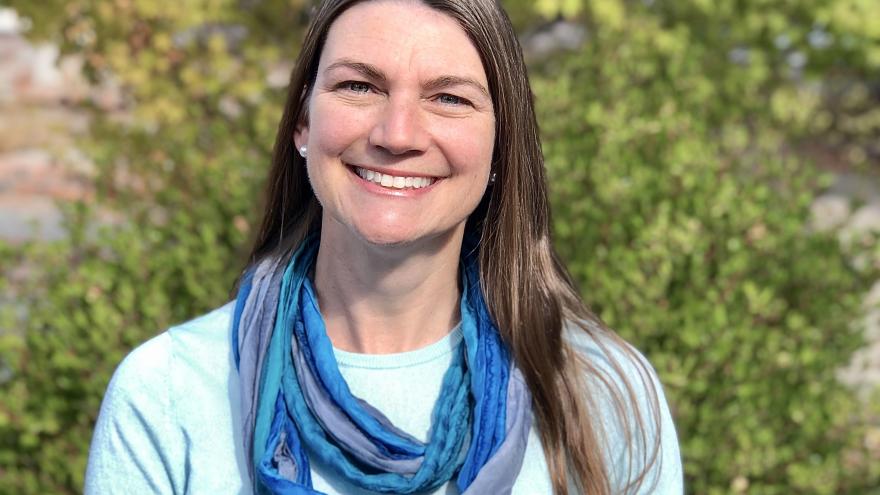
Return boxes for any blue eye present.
[438,94,467,105]
[345,81,371,93]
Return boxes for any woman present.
[85,0,682,493]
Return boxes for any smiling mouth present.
[353,166,438,190]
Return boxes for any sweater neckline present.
[332,323,463,370]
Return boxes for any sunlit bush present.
[1,0,877,493]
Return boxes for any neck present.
[313,223,464,354]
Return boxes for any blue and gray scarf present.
[232,235,532,494]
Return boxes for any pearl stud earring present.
[298,146,308,158]
[489,172,497,184]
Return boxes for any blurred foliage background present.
[1,0,879,493]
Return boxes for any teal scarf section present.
[233,236,532,494]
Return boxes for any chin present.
[353,224,467,253]
[342,210,428,247]
[354,226,422,247]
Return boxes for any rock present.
[0,148,93,242]
[266,61,294,89]
[810,194,851,232]
[0,7,26,35]
[521,20,587,59]
[839,202,880,252]
[0,9,95,242]
[865,281,880,341]
[0,193,63,241]
[0,148,51,192]
[0,30,89,105]
[0,106,89,151]
[829,172,880,205]
[838,280,880,392]
[848,203,880,231]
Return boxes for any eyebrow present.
[324,58,490,100]
[424,75,490,100]
[325,59,387,85]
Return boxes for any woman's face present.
[296,0,496,247]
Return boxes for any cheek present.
[308,98,372,156]
[437,120,495,176]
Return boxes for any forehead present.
[320,0,487,84]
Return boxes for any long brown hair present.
[245,0,662,493]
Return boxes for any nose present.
[368,97,430,156]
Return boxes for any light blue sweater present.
[84,302,683,494]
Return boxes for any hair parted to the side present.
[243,0,662,493]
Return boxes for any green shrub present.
[535,1,879,492]
[1,0,877,493]
[0,0,305,490]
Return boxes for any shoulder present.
[94,302,234,418]
[107,302,235,396]
[168,300,235,334]
[85,302,238,493]
[102,328,174,407]
[165,301,235,374]
[563,320,684,494]
[85,323,179,492]
[115,301,237,420]
[564,321,659,406]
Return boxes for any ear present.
[293,88,310,150]
[294,121,309,151]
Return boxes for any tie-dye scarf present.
[232,235,532,494]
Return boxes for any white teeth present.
[355,167,436,190]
